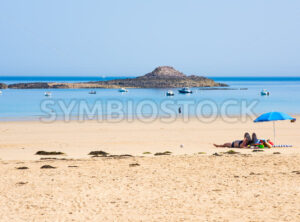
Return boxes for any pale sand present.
[1,155,300,221]
[0,117,300,221]
[0,116,299,159]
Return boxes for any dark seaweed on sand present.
[154,151,172,156]
[224,150,240,155]
[16,166,29,170]
[88,151,109,156]
[41,165,56,169]
[35,151,65,155]
[129,163,140,167]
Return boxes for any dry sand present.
[0,116,299,159]
[0,117,299,221]
[1,155,300,221]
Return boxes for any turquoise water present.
[0,76,299,120]
[0,76,130,84]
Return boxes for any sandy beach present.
[0,117,300,221]
[0,116,299,159]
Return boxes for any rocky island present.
[6,66,227,89]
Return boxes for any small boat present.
[261,89,270,96]
[89,90,96,94]
[178,87,192,94]
[0,90,2,95]
[166,90,175,96]
[44,92,52,97]
[119,88,128,92]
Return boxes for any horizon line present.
[0,75,300,78]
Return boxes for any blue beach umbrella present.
[254,112,296,144]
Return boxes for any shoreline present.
[0,113,298,123]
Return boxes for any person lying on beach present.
[213,132,253,148]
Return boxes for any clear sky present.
[0,0,299,76]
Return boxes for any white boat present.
[178,87,192,94]
[89,90,96,94]
[166,90,174,96]
[119,88,128,92]
[44,92,52,97]
[0,90,2,95]
[261,89,270,96]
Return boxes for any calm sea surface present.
[0,76,299,120]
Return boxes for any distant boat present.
[178,87,192,94]
[119,88,128,92]
[89,90,97,94]
[261,89,270,96]
[166,90,175,96]
[44,92,52,97]
[0,91,2,95]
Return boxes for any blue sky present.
[0,0,299,76]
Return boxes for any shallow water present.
[0,77,299,120]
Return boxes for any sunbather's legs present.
[214,132,252,148]
[213,143,232,148]
[244,132,251,143]
[251,133,258,145]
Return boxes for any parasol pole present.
[273,121,276,145]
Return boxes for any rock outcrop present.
[0,83,8,89]
[7,66,227,89]
[143,66,185,78]
[8,82,51,89]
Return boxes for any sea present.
[0,76,299,121]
